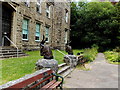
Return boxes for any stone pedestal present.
[64,55,77,67]
[35,59,58,73]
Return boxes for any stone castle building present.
[0,0,71,50]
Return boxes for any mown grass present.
[1,50,68,85]
[1,49,97,85]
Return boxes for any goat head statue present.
[40,35,53,59]
[65,40,73,55]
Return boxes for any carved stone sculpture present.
[36,35,58,73]
[40,35,53,59]
[64,41,79,67]
[65,41,73,55]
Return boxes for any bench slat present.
[29,75,54,89]
[8,70,52,88]
[41,80,56,89]
[49,81,61,89]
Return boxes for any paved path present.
[63,53,118,88]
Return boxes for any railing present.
[2,36,19,58]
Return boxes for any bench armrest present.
[52,73,64,84]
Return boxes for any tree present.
[70,2,120,51]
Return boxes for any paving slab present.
[63,53,118,88]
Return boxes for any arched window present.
[36,0,42,13]
[65,9,68,23]
[46,3,50,18]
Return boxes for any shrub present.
[104,51,120,63]
[113,47,120,52]
[83,47,98,62]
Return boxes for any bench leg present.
[57,84,63,90]
[60,86,63,90]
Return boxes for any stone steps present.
[62,68,74,77]
[0,54,28,58]
[0,46,28,59]
[58,63,67,68]
[58,66,70,74]
[0,46,16,50]
[58,63,74,78]
[0,52,24,55]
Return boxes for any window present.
[65,10,68,23]
[35,23,41,41]
[36,0,41,13]
[24,0,30,7]
[46,4,50,18]
[22,19,29,40]
[65,30,68,43]
[45,27,49,42]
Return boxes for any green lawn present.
[1,49,93,85]
[0,49,82,85]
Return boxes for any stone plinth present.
[35,59,58,73]
[64,55,77,67]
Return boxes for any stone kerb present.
[0,68,50,89]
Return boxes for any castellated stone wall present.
[8,1,70,50]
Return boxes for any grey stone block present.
[36,59,58,73]
[64,55,78,67]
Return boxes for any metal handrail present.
[4,36,18,58]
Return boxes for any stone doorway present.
[2,3,13,46]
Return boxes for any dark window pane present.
[36,5,39,12]
[46,12,49,17]
[23,34,28,39]
[46,37,48,41]
[35,36,39,40]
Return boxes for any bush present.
[104,51,120,63]
[113,47,120,52]
[83,47,98,62]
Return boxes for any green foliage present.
[70,2,120,50]
[83,47,98,62]
[113,47,120,52]
[73,49,84,55]
[104,51,120,64]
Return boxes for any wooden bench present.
[4,69,64,90]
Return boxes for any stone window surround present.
[35,23,41,42]
[45,25,50,43]
[24,0,30,7]
[65,9,68,23]
[22,18,29,41]
[36,0,42,13]
[46,3,51,19]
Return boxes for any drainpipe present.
[51,4,54,48]
[0,2,2,46]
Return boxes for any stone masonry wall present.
[8,1,70,50]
